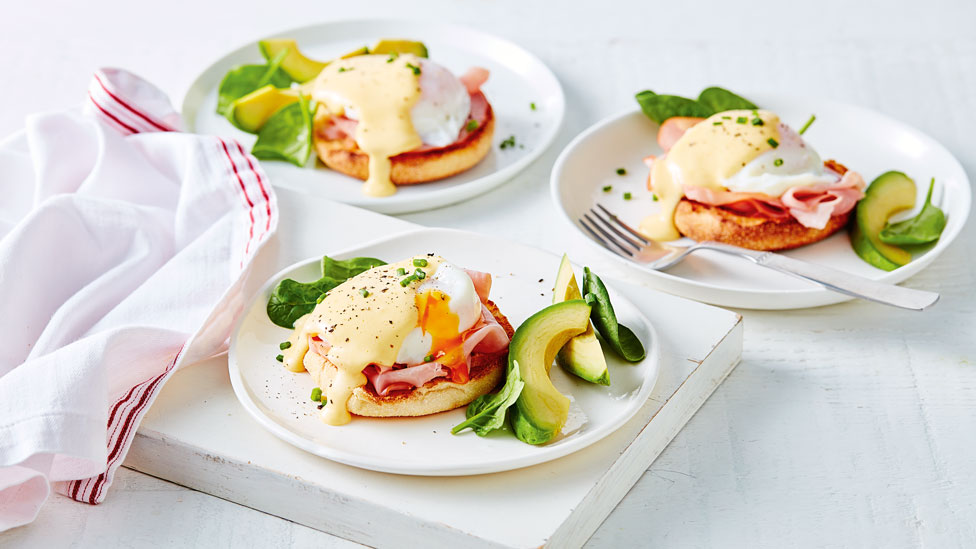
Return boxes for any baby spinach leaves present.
[635,86,757,124]
[452,359,524,436]
[216,49,293,119]
[251,93,314,167]
[879,178,946,245]
[582,267,645,362]
[266,256,386,328]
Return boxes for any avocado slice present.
[552,255,609,385]
[509,300,591,445]
[230,85,300,133]
[258,39,329,83]
[851,171,916,271]
[370,39,429,58]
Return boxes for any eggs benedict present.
[280,255,512,425]
[641,109,866,250]
[311,53,494,197]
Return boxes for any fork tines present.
[579,205,648,257]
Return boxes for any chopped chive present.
[652,194,659,201]
[414,268,426,280]
[721,115,731,120]
[413,258,428,267]
[736,116,747,124]
[465,119,478,131]
[623,192,633,200]
[276,354,284,362]
[602,185,613,192]
[279,341,292,350]
[751,118,764,126]
[773,158,784,167]
[360,288,370,297]
[396,267,407,276]
[530,102,537,110]
[713,121,723,125]
[386,53,398,63]
[337,67,353,73]
[405,62,421,75]
[424,354,434,362]
[767,137,779,148]
[499,135,516,149]
[616,168,627,176]
[799,114,816,135]
[311,387,322,402]
[400,275,417,287]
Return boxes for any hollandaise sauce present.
[640,109,782,241]
[282,256,443,425]
[312,55,424,197]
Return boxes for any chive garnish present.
[499,135,516,149]
[623,192,633,200]
[713,121,722,125]
[799,114,816,135]
[276,354,284,362]
[652,194,659,201]
[279,341,292,350]
[405,62,421,75]
[736,116,747,124]
[602,185,613,192]
[773,158,784,167]
[337,67,352,73]
[396,267,407,276]
[360,288,370,297]
[311,387,322,402]
[414,268,427,280]
[386,53,398,63]
[721,116,731,120]
[616,168,627,176]
[767,138,779,148]
[530,102,537,111]
[466,119,478,131]
[400,275,417,287]
[413,258,428,267]
[424,354,434,362]
[751,118,764,126]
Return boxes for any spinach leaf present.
[251,93,314,167]
[697,87,758,112]
[635,91,712,124]
[452,359,524,436]
[634,87,757,124]
[216,49,293,118]
[582,267,646,362]
[879,178,946,245]
[266,256,387,328]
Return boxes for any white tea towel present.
[0,68,278,531]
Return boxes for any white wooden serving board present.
[124,189,742,548]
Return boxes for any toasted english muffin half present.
[674,199,851,251]
[312,101,495,186]
[305,300,513,418]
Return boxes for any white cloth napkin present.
[0,68,278,531]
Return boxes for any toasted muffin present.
[673,199,851,251]
[313,102,495,186]
[305,300,513,418]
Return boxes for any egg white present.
[724,123,835,196]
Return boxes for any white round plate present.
[228,228,660,476]
[551,96,971,310]
[183,19,564,214]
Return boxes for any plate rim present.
[550,101,972,308]
[227,226,661,476]
[181,18,566,215]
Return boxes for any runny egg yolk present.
[416,290,467,377]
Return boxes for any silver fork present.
[580,204,939,311]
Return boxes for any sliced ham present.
[683,185,793,221]
[463,268,492,303]
[780,171,866,229]
[459,67,490,94]
[658,117,704,152]
[462,304,511,359]
[308,335,332,357]
[363,362,447,396]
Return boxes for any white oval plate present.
[551,96,971,310]
[228,228,660,476]
[183,19,564,215]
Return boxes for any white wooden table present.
[3,0,975,546]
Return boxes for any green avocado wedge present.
[370,39,428,58]
[510,300,591,445]
[552,254,609,386]
[258,39,330,83]
[851,171,916,271]
[230,85,300,133]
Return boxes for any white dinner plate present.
[551,96,971,310]
[228,228,660,476]
[183,19,564,214]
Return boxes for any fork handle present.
[751,251,939,310]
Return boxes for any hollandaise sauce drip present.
[282,256,443,425]
[639,109,782,241]
[312,55,424,197]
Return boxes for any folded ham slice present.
[364,362,446,396]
